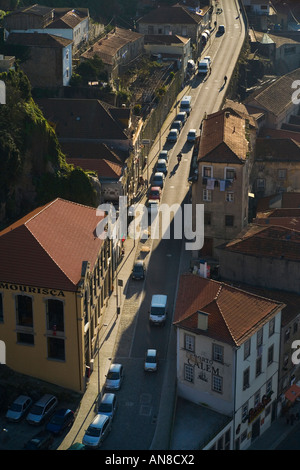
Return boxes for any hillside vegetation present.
[0,67,98,228]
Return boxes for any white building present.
[173,273,285,450]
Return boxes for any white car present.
[167,129,179,143]
[82,414,112,448]
[105,363,124,391]
[204,56,211,65]
[187,129,197,143]
[144,349,158,372]
[152,172,165,188]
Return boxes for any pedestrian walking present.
[224,75,227,84]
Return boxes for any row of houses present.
[1,2,212,87]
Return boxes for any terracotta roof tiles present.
[173,274,284,346]
[0,199,106,292]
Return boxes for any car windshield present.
[107,371,119,380]
[50,415,64,425]
[30,405,44,415]
[10,403,22,412]
[153,176,162,181]
[98,403,112,412]
[151,307,165,316]
[134,265,143,273]
[157,163,165,169]
[151,190,159,196]
[86,426,101,437]
[146,355,156,363]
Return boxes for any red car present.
[148,186,162,201]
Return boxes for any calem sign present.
[0,340,5,364]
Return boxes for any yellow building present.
[0,198,113,392]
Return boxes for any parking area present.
[0,366,81,450]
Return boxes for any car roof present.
[159,150,168,154]
[157,159,166,164]
[134,260,144,266]
[34,394,56,405]
[147,349,157,356]
[148,199,159,204]
[91,414,109,427]
[109,363,122,372]
[169,129,178,132]
[14,395,31,404]
[150,186,161,191]
[100,393,115,403]
[189,129,196,133]
[154,172,164,177]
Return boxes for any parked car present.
[204,55,211,65]
[68,442,86,450]
[175,112,187,126]
[217,24,225,35]
[26,394,58,425]
[187,129,197,143]
[6,395,32,422]
[158,150,169,162]
[156,159,168,175]
[167,129,179,143]
[105,363,124,391]
[46,408,74,435]
[152,172,165,188]
[97,393,117,419]
[132,260,146,280]
[24,430,54,450]
[147,199,159,216]
[171,120,183,134]
[148,186,162,201]
[82,414,112,448]
[144,349,158,372]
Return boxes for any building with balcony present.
[173,273,285,449]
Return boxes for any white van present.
[180,96,192,116]
[149,294,168,326]
[198,59,210,75]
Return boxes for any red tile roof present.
[224,224,300,261]
[198,108,249,164]
[174,274,284,346]
[66,158,123,179]
[0,199,106,292]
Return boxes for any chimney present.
[197,311,209,330]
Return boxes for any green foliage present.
[0,68,97,224]
[73,57,107,84]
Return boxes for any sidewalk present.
[248,401,300,450]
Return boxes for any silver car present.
[97,393,117,419]
[6,395,32,422]
[82,414,112,448]
[144,349,158,372]
[105,363,124,390]
[26,394,58,425]
[152,172,165,188]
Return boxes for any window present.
[0,293,3,322]
[269,318,275,337]
[212,374,222,393]
[184,363,194,383]
[213,343,224,363]
[293,321,298,335]
[243,367,250,389]
[203,189,212,202]
[244,339,251,360]
[266,378,272,395]
[47,299,64,333]
[256,356,262,377]
[202,166,213,178]
[285,327,291,343]
[225,168,235,180]
[225,215,234,227]
[267,344,274,365]
[148,26,154,34]
[16,295,33,327]
[226,192,234,202]
[47,337,65,361]
[185,334,195,352]
[254,390,260,407]
[278,169,286,179]
[257,327,263,348]
[242,402,248,422]
[256,178,265,189]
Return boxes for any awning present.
[285,384,300,403]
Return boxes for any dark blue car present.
[46,408,74,435]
